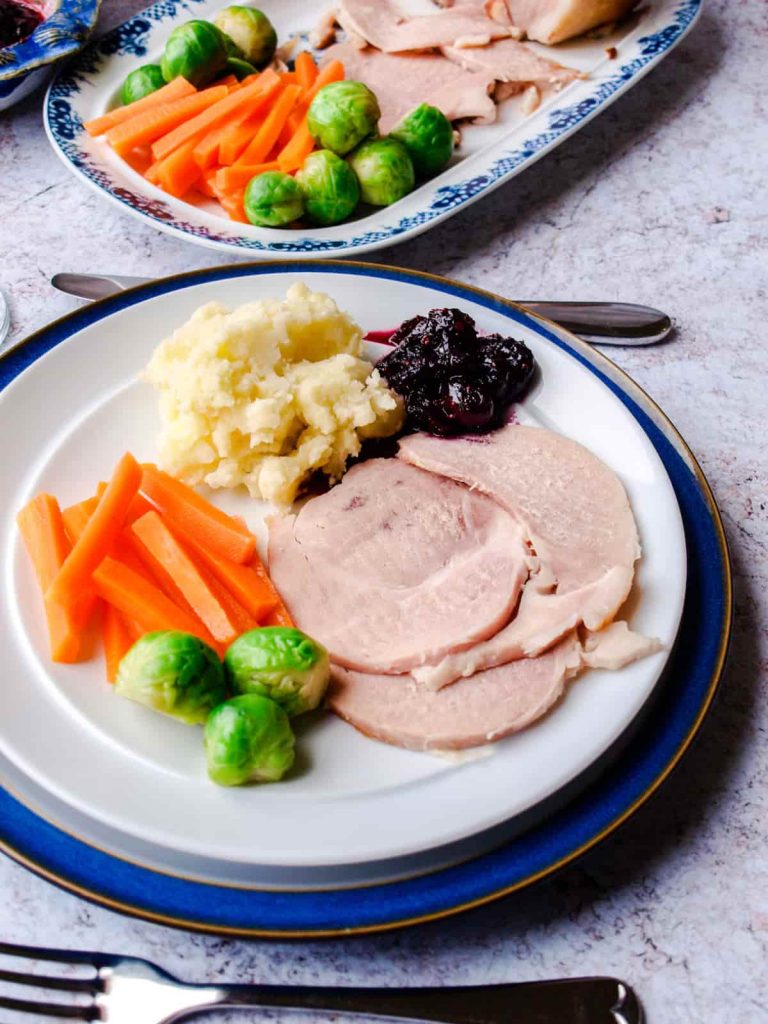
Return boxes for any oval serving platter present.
[0,262,730,936]
[45,0,701,259]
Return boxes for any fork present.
[0,940,642,1023]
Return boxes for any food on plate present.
[295,150,361,226]
[390,103,454,179]
[398,425,657,688]
[376,308,535,435]
[224,627,330,717]
[346,137,415,207]
[143,283,404,506]
[268,415,661,750]
[307,79,381,156]
[213,6,277,69]
[243,169,304,226]
[121,65,166,106]
[503,0,639,44]
[17,454,292,680]
[204,694,295,785]
[331,635,582,752]
[335,0,515,53]
[160,21,230,88]
[225,56,259,80]
[268,457,530,674]
[0,0,43,48]
[115,630,227,725]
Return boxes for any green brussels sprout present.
[161,20,229,88]
[244,171,304,227]
[347,137,415,207]
[205,694,295,785]
[307,80,380,156]
[121,64,166,106]
[224,56,258,80]
[295,150,360,226]
[115,631,226,725]
[224,627,330,717]
[213,7,277,69]
[390,103,454,179]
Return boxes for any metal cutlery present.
[0,940,642,1024]
[50,272,673,347]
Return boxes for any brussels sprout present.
[121,64,166,106]
[214,7,277,69]
[115,631,226,725]
[244,171,304,227]
[295,150,360,226]
[225,627,330,717]
[307,80,380,156]
[225,56,258,80]
[347,137,415,207]
[205,694,295,785]
[161,20,229,88]
[390,103,454,179]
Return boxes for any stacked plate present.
[0,263,730,936]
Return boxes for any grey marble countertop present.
[1,1,766,1021]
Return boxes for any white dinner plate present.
[0,264,685,882]
[45,0,702,258]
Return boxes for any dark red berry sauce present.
[0,0,43,49]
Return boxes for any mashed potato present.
[144,283,404,506]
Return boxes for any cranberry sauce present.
[0,0,43,49]
[376,308,535,437]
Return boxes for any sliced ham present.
[441,37,582,92]
[330,634,583,751]
[580,620,662,670]
[337,0,513,53]
[504,0,638,43]
[321,42,497,131]
[267,458,531,674]
[398,425,641,689]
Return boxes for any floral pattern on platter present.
[44,0,702,257]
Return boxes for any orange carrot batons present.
[106,86,229,156]
[84,77,196,137]
[295,52,318,91]
[17,494,81,662]
[140,464,256,564]
[46,453,142,632]
[103,604,135,683]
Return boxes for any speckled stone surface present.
[1,1,766,1021]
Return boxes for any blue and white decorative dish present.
[0,0,100,112]
[0,262,730,936]
[45,0,702,258]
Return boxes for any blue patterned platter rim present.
[0,0,100,84]
[0,261,731,937]
[44,0,702,258]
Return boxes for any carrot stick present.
[107,86,229,156]
[303,59,344,107]
[219,190,248,223]
[295,52,317,91]
[262,603,294,627]
[17,494,82,662]
[140,464,256,564]
[46,453,142,632]
[61,494,100,544]
[155,136,203,198]
[198,169,219,197]
[218,109,265,166]
[236,84,301,166]
[214,161,278,191]
[103,604,135,683]
[277,118,315,173]
[92,557,217,645]
[193,122,228,169]
[150,69,281,162]
[84,77,196,137]
[124,492,155,526]
[180,532,279,622]
[122,144,154,175]
[130,510,243,647]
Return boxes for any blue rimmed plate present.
[0,262,730,936]
[44,0,701,258]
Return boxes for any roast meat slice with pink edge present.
[267,458,530,674]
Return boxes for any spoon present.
[50,273,673,346]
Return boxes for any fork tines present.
[0,941,104,1021]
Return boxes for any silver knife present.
[50,273,672,346]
